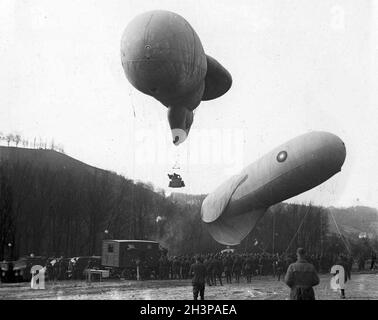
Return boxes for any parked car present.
[13,256,47,282]
[1,260,15,283]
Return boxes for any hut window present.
[108,244,114,253]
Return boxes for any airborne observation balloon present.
[121,10,232,145]
[201,131,347,245]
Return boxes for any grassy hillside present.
[327,206,378,238]
[0,146,107,175]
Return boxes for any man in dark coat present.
[52,258,59,282]
[275,256,284,281]
[183,257,191,279]
[244,255,253,283]
[189,256,206,300]
[284,248,320,300]
[370,250,376,270]
[45,259,53,282]
[59,257,68,280]
[158,254,166,280]
[223,254,233,284]
[204,255,213,286]
[232,255,242,283]
[212,255,223,286]
[172,256,181,280]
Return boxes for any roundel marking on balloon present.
[144,45,152,59]
[276,150,288,163]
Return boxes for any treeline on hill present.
[0,132,65,153]
[0,149,376,260]
[328,206,378,237]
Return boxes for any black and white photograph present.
[1,0,378,307]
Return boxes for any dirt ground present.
[0,273,377,300]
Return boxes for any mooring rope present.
[285,205,312,254]
[329,209,352,254]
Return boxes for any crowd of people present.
[186,248,357,300]
[2,248,375,288]
[156,251,356,283]
[43,256,101,281]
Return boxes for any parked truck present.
[101,240,166,279]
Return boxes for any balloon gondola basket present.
[168,173,185,188]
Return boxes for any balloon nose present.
[171,129,187,146]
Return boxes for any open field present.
[1,273,377,300]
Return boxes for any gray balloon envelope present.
[121,10,232,145]
[201,131,346,245]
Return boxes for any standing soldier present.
[272,254,277,278]
[183,257,191,279]
[232,255,242,283]
[85,259,94,281]
[258,254,264,276]
[212,255,223,286]
[179,256,184,279]
[223,254,233,284]
[51,258,59,283]
[252,254,259,276]
[275,255,284,281]
[244,255,253,283]
[204,255,213,286]
[210,255,217,286]
[59,257,68,280]
[168,256,173,279]
[189,256,206,300]
[172,256,181,280]
[284,248,320,300]
[45,259,53,282]
[347,255,353,279]
[265,254,273,276]
[158,254,165,280]
[141,258,150,280]
[370,250,376,270]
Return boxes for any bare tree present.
[14,134,21,147]
[50,139,55,150]
[6,134,14,146]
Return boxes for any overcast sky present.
[1,0,377,208]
